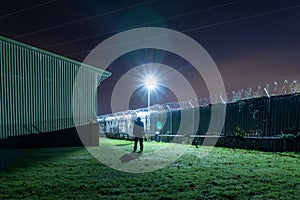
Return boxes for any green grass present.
[0,139,299,199]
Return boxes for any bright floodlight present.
[145,76,157,90]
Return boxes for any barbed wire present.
[157,79,300,109]
[98,79,300,119]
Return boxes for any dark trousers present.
[133,137,143,151]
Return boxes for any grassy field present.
[0,139,299,199]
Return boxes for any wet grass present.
[0,139,299,199]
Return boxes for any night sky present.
[1,0,300,114]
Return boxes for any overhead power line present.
[180,4,300,34]
[0,0,57,20]
[65,4,300,57]
[43,0,244,49]
[14,0,156,38]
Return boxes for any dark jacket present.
[133,121,144,138]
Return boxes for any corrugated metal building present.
[0,36,111,147]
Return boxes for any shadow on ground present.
[0,146,84,171]
[119,152,142,163]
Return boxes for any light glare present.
[145,76,157,90]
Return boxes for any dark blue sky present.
[1,0,300,114]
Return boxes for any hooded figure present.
[133,117,145,153]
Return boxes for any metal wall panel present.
[0,36,111,140]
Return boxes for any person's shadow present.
[119,152,142,163]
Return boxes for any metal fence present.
[99,93,300,138]
[150,93,300,137]
[0,36,111,140]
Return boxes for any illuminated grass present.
[0,140,299,199]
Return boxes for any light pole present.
[144,76,157,135]
[145,76,157,108]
